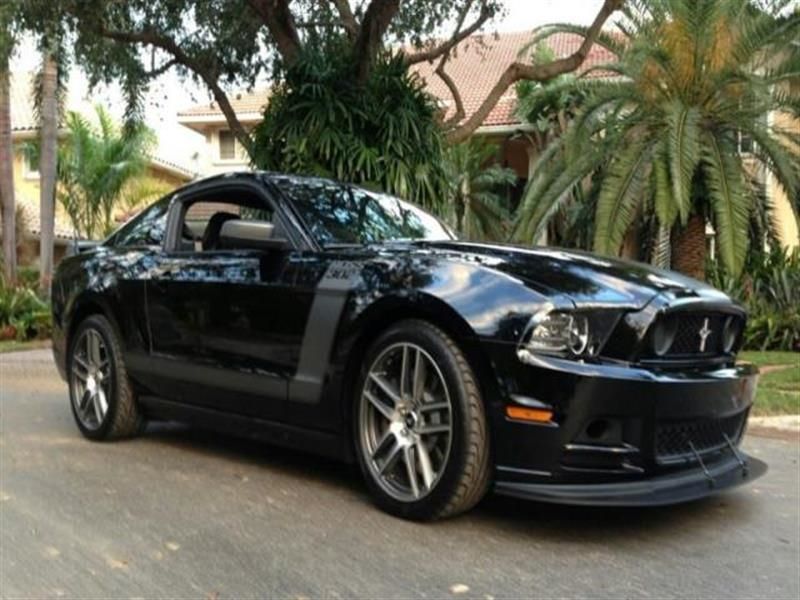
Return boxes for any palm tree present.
[0,5,17,284]
[37,46,59,295]
[514,0,800,278]
[0,50,16,284]
[57,106,155,239]
[444,138,517,241]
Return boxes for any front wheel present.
[67,314,143,440]
[354,319,491,520]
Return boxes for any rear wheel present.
[68,315,143,440]
[354,319,491,520]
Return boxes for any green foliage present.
[60,0,502,139]
[443,139,516,241]
[513,0,800,275]
[515,43,597,249]
[0,277,51,342]
[252,44,448,210]
[56,105,155,238]
[516,43,586,140]
[708,246,800,351]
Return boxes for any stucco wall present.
[769,110,799,250]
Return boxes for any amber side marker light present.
[506,406,553,423]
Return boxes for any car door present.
[143,180,315,421]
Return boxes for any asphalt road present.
[1,350,799,599]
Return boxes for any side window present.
[180,197,275,252]
[112,197,171,248]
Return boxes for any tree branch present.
[353,0,400,85]
[445,0,624,144]
[436,63,465,129]
[405,1,494,65]
[99,27,253,155]
[247,0,302,65]
[429,0,477,129]
[330,0,358,39]
[143,58,178,79]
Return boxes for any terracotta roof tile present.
[412,30,615,126]
[0,188,77,241]
[177,89,271,118]
[176,29,614,129]
[9,72,38,132]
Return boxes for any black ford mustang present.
[51,171,766,520]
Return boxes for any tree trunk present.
[0,54,16,284]
[671,213,707,280]
[38,50,58,296]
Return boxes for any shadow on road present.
[140,420,758,542]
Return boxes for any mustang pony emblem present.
[698,318,713,352]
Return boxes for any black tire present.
[67,314,143,440]
[354,319,491,520]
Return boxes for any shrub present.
[252,41,448,212]
[0,277,52,342]
[708,247,800,352]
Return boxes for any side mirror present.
[218,220,287,251]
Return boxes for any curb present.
[748,415,800,442]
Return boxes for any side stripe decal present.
[289,262,361,404]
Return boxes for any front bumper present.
[485,345,766,505]
[495,452,767,506]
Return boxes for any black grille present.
[668,314,725,356]
[655,412,747,463]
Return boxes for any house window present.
[218,130,237,160]
[23,150,40,178]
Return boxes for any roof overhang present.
[148,157,197,182]
[472,123,535,137]
[11,128,69,140]
[177,113,263,134]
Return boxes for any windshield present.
[275,177,454,246]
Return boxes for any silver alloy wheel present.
[70,329,111,431]
[359,342,453,502]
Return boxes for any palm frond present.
[514,140,603,243]
[748,123,800,203]
[702,131,750,275]
[518,23,626,60]
[593,137,654,255]
[666,101,701,222]
[651,223,672,268]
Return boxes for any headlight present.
[520,308,594,358]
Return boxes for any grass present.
[740,351,799,416]
[739,351,799,368]
[0,339,51,354]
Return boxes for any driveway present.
[1,350,798,599]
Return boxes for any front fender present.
[323,256,556,446]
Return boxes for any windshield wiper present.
[322,243,366,250]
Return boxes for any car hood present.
[414,241,729,310]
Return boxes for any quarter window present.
[111,196,171,247]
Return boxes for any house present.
[178,32,611,203]
[177,90,270,176]
[1,72,197,265]
[177,29,799,251]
